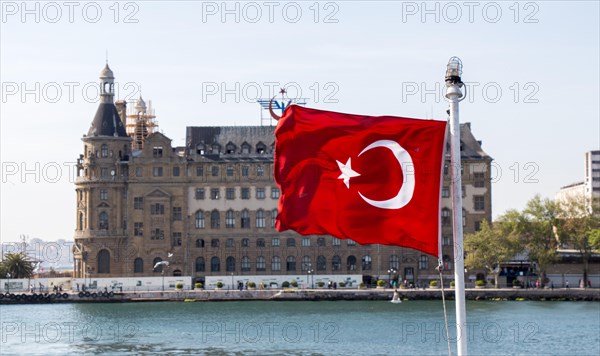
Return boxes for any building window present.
[153,257,164,272]
[271,209,278,228]
[347,256,357,271]
[226,166,234,176]
[317,256,326,271]
[151,228,164,240]
[196,145,205,155]
[173,166,180,177]
[226,238,234,248]
[211,239,219,248]
[286,256,296,271]
[442,186,450,198]
[226,188,235,200]
[172,232,182,247]
[256,256,266,271]
[241,188,250,200]
[444,164,449,176]
[242,166,249,177]
[133,258,143,273]
[361,255,372,271]
[257,165,264,177]
[226,210,235,228]
[97,249,110,273]
[286,238,295,247]
[196,166,204,176]
[195,257,205,272]
[212,144,220,154]
[226,256,235,272]
[153,146,163,158]
[474,221,482,231]
[462,185,466,198]
[241,256,251,272]
[256,142,266,154]
[152,167,163,177]
[241,238,249,247]
[332,255,341,271]
[332,238,341,246]
[257,238,265,247]
[210,188,220,200]
[196,239,205,248]
[256,210,265,228]
[226,143,236,154]
[134,222,143,236]
[241,210,250,228]
[474,195,485,211]
[272,256,281,271]
[211,166,219,177]
[100,189,108,200]
[301,256,311,271]
[443,255,453,270]
[271,187,280,199]
[474,172,485,188]
[100,144,109,158]
[463,209,467,227]
[195,188,205,200]
[272,238,280,247]
[211,257,220,272]
[135,167,143,177]
[419,255,428,270]
[302,238,310,247]
[101,168,109,177]
[172,207,182,221]
[389,255,399,270]
[256,188,265,199]
[442,208,451,226]
[210,210,220,229]
[317,238,326,247]
[195,210,205,229]
[99,212,108,230]
[150,203,164,215]
[442,235,451,246]
[347,239,356,246]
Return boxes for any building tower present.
[126,96,158,150]
[73,64,132,279]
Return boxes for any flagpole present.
[445,57,467,356]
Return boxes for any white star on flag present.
[336,158,361,188]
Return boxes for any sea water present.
[0,300,598,355]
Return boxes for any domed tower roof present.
[134,96,147,113]
[100,64,114,79]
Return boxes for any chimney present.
[115,100,127,125]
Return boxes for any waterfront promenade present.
[1,287,598,304]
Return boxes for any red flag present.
[274,105,447,256]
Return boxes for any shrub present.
[475,280,487,287]
[282,281,290,288]
[216,281,224,288]
[359,282,366,289]
[450,280,455,287]
[338,282,346,287]
[429,280,438,287]
[195,282,203,289]
[290,280,298,287]
[317,281,325,288]
[248,282,256,288]
[175,282,184,289]
[376,280,386,287]
[512,279,522,287]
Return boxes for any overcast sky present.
[1,1,598,243]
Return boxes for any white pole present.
[447,79,467,355]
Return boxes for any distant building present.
[72,65,492,287]
[556,150,600,209]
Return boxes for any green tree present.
[465,219,519,288]
[1,252,34,279]
[557,195,600,287]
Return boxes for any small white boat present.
[390,290,402,304]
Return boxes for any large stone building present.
[73,65,492,286]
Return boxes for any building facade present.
[73,66,493,286]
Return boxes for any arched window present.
[211,257,220,272]
[211,239,219,248]
[317,255,326,271]
[133,258,143,273]
[286,238,295,247]
[241,256,251,272]
[101,144,108,158]
[241,238,250,247]
[301,256,311,271]
[79,212,84,230]
[362,255,372,271]
[226,142,236,154]
[389,255,400,270]
[226,256,235,272]
[332,255,341,271]
[99,211,108,230]
[211,144,220,154]
[256,256,266,271]
[153,257,163,272]
[271,209,278,228]
[241,142,251,154]
[286,256,296,271]
[347,255,357,271]
[271,256,281,271]
[256,142,267,154]
[210,210,220,229]
[195,257,205,272]
[97,249,110,273]
[195,210,205,229]
[226,210,235,228]
[241,209,250,228]
[256,209,265,228]
[196,239,205,248]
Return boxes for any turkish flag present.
[274,105,447,257]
